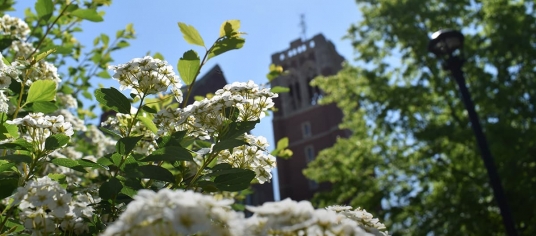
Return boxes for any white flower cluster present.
[13,59,62,86]
[244,198,384,236]
[12,176,95,235]
[0,53,19,90]
[154,80,277,139]
[0,16,60,87]
[84,125,116,158]
[54,109,86,132]
[102,189,243,236]
[0,14,30,39]
[57,93,78,109]
[0,53,20,113]
[0,90,8,114]
[218,80,276,121]
[10,40,35,58]
[7,112,74,151]
[109,56,183,102]
[104,189,387,236]
[326,205,388,235]
[218,134,276,184]
[101,111,157,156]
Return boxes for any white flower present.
[245,199,379,236]
[57,93,78,109]
[109,56,183,100]
[13,177,93,235]
[217,134,276,184]
[102,189,241,236]
[0,90,9,113]
[7,113,75,152]
[0,14,30,39]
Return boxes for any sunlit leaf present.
[71,8,103,22]
[94,88,131,114]
[26,80,56,104]
[178,22,205,47]
[177,50,200,85]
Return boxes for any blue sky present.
[10,0,362,200]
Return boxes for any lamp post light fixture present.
[428,29,518,236]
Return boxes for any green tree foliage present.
[304,0,536,235]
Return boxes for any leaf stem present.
[186,150,219,189]
[181,37,223,108]
[27,4,72,59]
[114,93,147,177]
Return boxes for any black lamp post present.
[428,29,517,236]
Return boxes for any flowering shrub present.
[0,1,388,235]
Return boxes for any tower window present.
[302,122,312,138]
[304,145,318,190]
[304,145,315,162]
[308,180,319,190]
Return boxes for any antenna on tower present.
[299,14,307,40]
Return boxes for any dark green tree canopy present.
[304,0,535,235]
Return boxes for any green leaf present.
[101,33,110,46]
[177,50,200,85]
[212,163,232,170]
[141,105,157,114]
[219,20,241,38]
[3,219,24,234]
[44,134,69,151]
[63,4,79,13]
[82,90,93,100]
[71,9,103,22]
[214,169,255,192]
[0,163,15,173]
[212,139,247,153]
[35,0,53,21]
[157,131,187,147]
[207,163,254,177]
[34,49,55,62]
[110,153,122,167]
[0,117,19,139]
[50,158,87,173]
[99,126,122,139]
[135,165,175,182]
[0,155,32,164]
[277,137,289,149]
[78,159,108,170]
[95,88,131,114]
[47,173,66,182]
[0,175,18,199]
[96,155,113,166]
[141,146,194,162]
[270,86,290,93]
[224,107,239,121]
[220,120,259,140]
[97,70,111,79]
[208,37,245,60]
[177,22,205,47]
[137,116,157,134]
[116,136,143,155]
[120,186,137,198]
[99,177,122,200]
[196,181,219,192]
[26,80,56,104]
[266,64,284,81]
[28,101,58,113]
[0,36,15,51]
[47,173,67,188]
[153,52,164,60]
[0,139,32,151]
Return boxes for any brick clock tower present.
[271,34,348,201]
